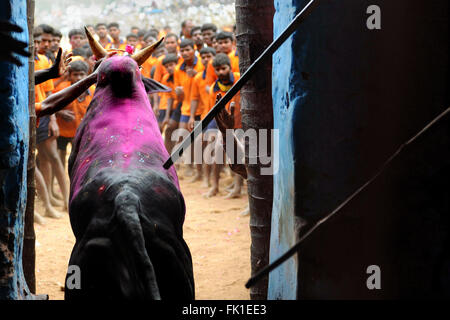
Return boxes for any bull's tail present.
[114,189,161,300]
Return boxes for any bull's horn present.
[131,37,164,66]
[84,26,108,59]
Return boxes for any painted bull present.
[64,28,194,300]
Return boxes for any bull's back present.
[68,95,179,204]
[66,167,194,300]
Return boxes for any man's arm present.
[188,100,199,131]
[38,72,96,118]
[214,94,247,179]
[35,48,72,85]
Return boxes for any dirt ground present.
[34,166,251,300]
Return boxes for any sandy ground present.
[34,166,251,300]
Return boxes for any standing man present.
[201,23,217,48]
[181,19,194,40]
[68,28,85,51]
[34,27,70,212]
[95,23,111,48]
[95,22,111,48]
[191,26,205,53]
[174,39,204,178]
[106,22,127,51]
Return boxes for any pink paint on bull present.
[69,55,179,204]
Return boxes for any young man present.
[189,47,216,184]
[95,23,111,48]
[181,19,194,40]
[140,35,159,79]
[174,39,204,178]
[47,29,62,63]
[37,24,54,58]
[130,26,140,35]
[34,27,70,214]
[201,23,217,48]
[176,39,205,129]
[54,60,93,173]
[205,31,239,90]
[137,30,146,49]
[152,33,179,83]
[156,54,179,146]
[106,22,126,50]
[68,28,85,51]
[125,33,139,53]
[204,53,242,198]
[191,26,205,52]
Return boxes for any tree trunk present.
[23,0,36,294]
[235,0,274,300]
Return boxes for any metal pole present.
[163,0,319,169]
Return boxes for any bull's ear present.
[84,26,108,59]
[131,37,164,66]
[142,76,171,94]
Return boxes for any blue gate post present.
[267,0,300,300]
[0,0,32,299]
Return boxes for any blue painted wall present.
[270,0,449,299]
[0,0,31,299]
[268,0,299,300]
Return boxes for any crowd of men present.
[33,19,246,224]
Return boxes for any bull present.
[59,28,194,300]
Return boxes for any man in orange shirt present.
[155,55,180,154]
[181,19,194,40]
[188,47,216,184]
[54,60,93,171]
[204,53,242,198]
[95,23,111,48]
[191,26,205,53]
[106,22,127,51]
[152,33,180,83]
[68,28,86,51]
[205,31,239,91]
[174,39,204,178]
[125,33,139,53]
[201,23,217,48]
[34,27,70,218]
[189,47,216,129]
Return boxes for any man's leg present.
[35,166,62,219]
[38,138,69,211]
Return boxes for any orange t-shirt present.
[174,56,204,117]
[141,56,158,79]
[34,54,54,104]
[158,73,176,111]
[191,70,210,119]
[208,72,241,129]
[205,50,240,86]
[152,55,167,82]
[105,40,127,52]
[54,83,94,138]
[153,53,181,82]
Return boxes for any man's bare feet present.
[224,187,241,199]
[44,206,62,219]
[203,187,219,198]
[34,212,46,225]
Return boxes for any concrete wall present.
[0,0,31,299]
[269,0,449,299]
